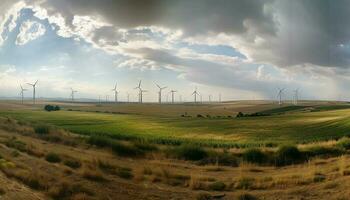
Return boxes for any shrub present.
[305,146,343,158]
[238,193,258,200]
[196,193,211,200]
[87,135,112,147]
[275,145,303,166]
[236,112,244,118]
[45,152,61,163]
[111,142,143,157]
[82,168,105,182]
[197,152,238,167]
[44,105,60,112]
[171,145,208,161]
[34,124,50,135]
[116,168,133,179]
[208,181,226,191]
[236,177,255,189]
[242,148,267,164]
[337,137,350,150]
[64,159,81,169]
[133,141,158,152]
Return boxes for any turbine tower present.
[192,87,199,103]
[70,88,77,101]
[20,85,27,104]
[126,92,130,103]
[208,94,212,103]
[112,82,119,103]
[219,93,222,103]
[277,88,285,106]
[170,90,177,104]
[156,84,167,104]
[27,80,38,105]
[134,80,146,103]
[293,89,299,105]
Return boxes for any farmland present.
[0,101,350,199]
[1,101,350,147]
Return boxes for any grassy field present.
[1,101,350,147]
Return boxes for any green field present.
[2,102,350,147]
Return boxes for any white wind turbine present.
[134,80,147,103]
[70,88,78,101]
[192,87,199,103]
[112,82,119,103]
[156,84,167,104]
[277,88,285,106]
[169,90,177,104]
[20,85,27,104]
[27,80,38,105]
[293,88,299,105]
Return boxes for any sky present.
[0,0,350,102]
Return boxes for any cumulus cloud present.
[16,20,46,45]
[2,0,350,100]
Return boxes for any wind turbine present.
[277,88,285,106]
[27,80,38,104]
[70,88,78,101]
[170,90,177,104]
[112,82,119,103]
[208,94,212,103]
[126,92,130,103]
[192,87,199,103]
[156,84,167,104]
[134,80,146,103]
[20,85,27,104]
[293,89,299,105]
[219,93,222,103]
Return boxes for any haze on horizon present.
[0,0,349,102]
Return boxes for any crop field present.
[1,101,350,147]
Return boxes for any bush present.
[87,135,112,147]
[196,193,211,200]
[45,152,61,163]
[133,141,158,152]
[236,112,244,118]
[116,168,133,179]
[34,124,50,135]
[242,148,267,164]
[208,181,226,191]
[235,177,255,189]
[275,145,303,166]
[238,193,258,200]
[337,137,350,150]
[82,169,105,182]
[171,145,208,161]
[111,142,143,157]
[197,152,238,167]
[44,105,61,112]
[64,159,81,169]
[305,146,343,158]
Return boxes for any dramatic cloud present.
[1,0,350,100]
[16,20,46,45]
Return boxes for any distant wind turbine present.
[134,80,146,103]
[112,82,119,103]
[170,90,177,104]
[293,89,299,105]
[277,88,285,106]
[20,85,27,104]
[192,87,199,103]
[156,84,167,104]
[27,80,38,104]
[70,88,78,101]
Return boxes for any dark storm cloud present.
[31,0,276,36]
